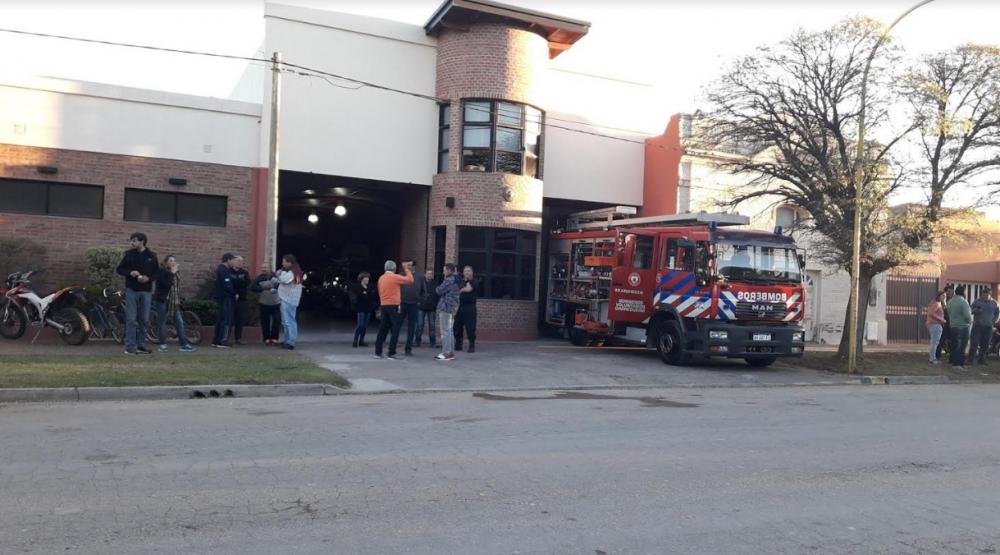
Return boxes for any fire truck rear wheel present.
[744,357,776,368]
[570,328,591,347]
[655,321,689,366]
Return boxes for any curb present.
[860,375,951,385]
[0,383,346,403]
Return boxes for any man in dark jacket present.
[116,232,158,355]
[416,269,439,348]
[212,252,237,348]
[229,255,252,345]
[454,265,478,353]
[399,261,427,356]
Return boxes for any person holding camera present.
[373,260,413,360]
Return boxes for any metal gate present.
[886,273,939,343]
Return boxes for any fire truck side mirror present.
[797,253,806,270]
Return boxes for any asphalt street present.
[3,385,1000,554]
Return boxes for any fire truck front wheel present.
[654,321,690,366]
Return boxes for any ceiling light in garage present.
[307,212,319,224]
[334,204,347,217]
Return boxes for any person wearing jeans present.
[399,261,426,356]
[925,291,946,364]
[435,263,461,361]
[153,254,195,352]
[211,253,237,348]
[947,285,973,368]
[350,272,378,347]
[116,232,158,355]
[276,254,304,350]
[416,269,439,349]
[969,289,1000,365]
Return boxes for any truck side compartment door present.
[609,233,656,323]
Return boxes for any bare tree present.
[697,19,999,360]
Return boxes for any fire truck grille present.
[735,302,787,321]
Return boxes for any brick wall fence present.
[0,143,254,300]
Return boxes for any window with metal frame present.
[0,178,104,219]
[437,104,451,174]
[457,227,537,300]
[460,100,543,178]
[124,188,227,227]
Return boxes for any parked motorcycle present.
[991,323,1000,358]
[0,271,90,345]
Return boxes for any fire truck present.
[545,207,806,367]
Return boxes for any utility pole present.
[265,51,282,269]
[846,0,935,373]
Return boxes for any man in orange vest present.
[373,260,414,360]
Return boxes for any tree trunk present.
[836,273,874,364]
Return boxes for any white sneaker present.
[158,344,169,352]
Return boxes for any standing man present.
[373,260,413,360]
[435,263,461,361]
[116,232,158,355]
[454,265,478,353]
[969,289,999,365]
[229,256,251,345]
[936,285,955,361]
[416,269,439,349]
[399,261,426,356]
[211,253,237,349]
[251,263,281,345]
[947,285,973,369]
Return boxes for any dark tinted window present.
[0,179,102,219]
[125,188,227,227]
[457,227,537,300]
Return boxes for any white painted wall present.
[0,76,261,167]
[262,3,438,184]
[540,69,659,206]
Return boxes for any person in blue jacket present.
[211,252,237,348]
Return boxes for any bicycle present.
[87,286,126,343]
[146,306,203,346]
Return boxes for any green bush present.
[182,299,218,326]
[84,247,123,292]
[0,238,46,282]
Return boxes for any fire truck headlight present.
[792,331,804,342]
[709,330,728,340]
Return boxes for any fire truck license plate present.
[752,333,772,341]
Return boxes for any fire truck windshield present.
[716,242,802,284]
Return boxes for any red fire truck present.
[546,208,806,367]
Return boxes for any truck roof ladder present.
[565,210,750,231]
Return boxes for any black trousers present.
[402,303,420,352]
[231,299,248,341]
[970,324,992,362]
[375,305,404,356]
[213,297,234,345]
[259,303,281,341]
[936,324,951,360]
[454,304,477,346]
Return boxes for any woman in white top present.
[275,254,303,350]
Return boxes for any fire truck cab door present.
[654,235,713,319]
[609,233,656,323]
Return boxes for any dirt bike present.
[0,271,91,345]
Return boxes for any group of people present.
[211,251,303,350]
[115,232,304,353]
[926,285,1000,369]
[351,261,478,361]
[116,231,479,358]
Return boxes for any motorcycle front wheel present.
[54,307,90,345]
[0,298,27,339]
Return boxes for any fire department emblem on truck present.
[628,272,641,287]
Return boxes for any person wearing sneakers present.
[116,232,158,355]
[373,260,414,360]
[153,254,196,353]
[211,252,237,348]
[275,254,304,350]
[251,263,281,345]
[435,263,461,361]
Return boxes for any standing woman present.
[251,263,281,345]
[926,291,947,364]
[153,255,196,352]
[350,272,378,348]
[275,254,304,350]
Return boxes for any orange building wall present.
[639,114,682,217]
